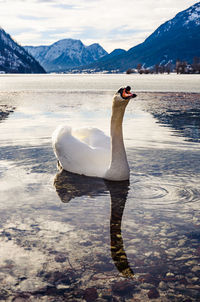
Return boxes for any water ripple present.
[132,183,200,206]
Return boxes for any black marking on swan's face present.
[113,94,131,109]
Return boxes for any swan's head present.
[112,93,131,110]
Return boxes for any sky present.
[0,0,199,52]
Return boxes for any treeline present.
[176,57,200,74]
[126,57,200,74]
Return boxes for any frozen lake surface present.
[0,74,200,301]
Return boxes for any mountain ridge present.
[78,2,200,72]
[0,27,46,74]
[24,39,108,72]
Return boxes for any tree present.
[192,57,200,73]
[154,64,159,74]
[137,63,142,73]
[165,62,172,74]
[176,60,187,74]
[126,68,133,74]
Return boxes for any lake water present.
[0,74,200,301]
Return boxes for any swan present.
[52,92,134,181]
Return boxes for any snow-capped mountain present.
[148,2,200,42]
[80,2,200,72]
[24,39,108,72]
[0,27,46,74]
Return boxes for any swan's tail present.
[52,125,72,156]
[52,125,71,145]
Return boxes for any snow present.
[184,7,200,26]
[183,2,200,25]
[24,38,108,71]
[188,12,199,21]
[0,28,42,73]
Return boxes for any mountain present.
[24,39,108,72]
[80,2,200,72]
[0,27,46,74]
[78,48,127,72]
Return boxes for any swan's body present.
[52,93,131,181]
[52,126,111,177]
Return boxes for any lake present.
[0,74,200,301]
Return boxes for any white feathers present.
[52,125,111,178]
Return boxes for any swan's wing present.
[52,125,111,178]
[72,127,110,149]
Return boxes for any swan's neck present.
[105,103,130,181]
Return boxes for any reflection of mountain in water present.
[142,93,200,143]
[0,105,15,122]
[0,144,55,174]
[54,170,134,278]
[153,109,200,142]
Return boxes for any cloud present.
[19,15,49,20]
[52,3,78,9]
[0,0,199,52]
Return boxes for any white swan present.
[52,92,132,181]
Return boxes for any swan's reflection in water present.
[106,180,134,278]
[54,170,134,278]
